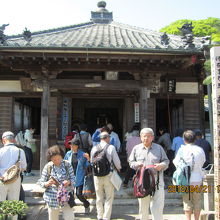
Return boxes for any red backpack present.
[64,131,77,149]
[133,165,159,198]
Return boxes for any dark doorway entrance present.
[14,98,41,134]
[72,98,123,141]
[156,99,183,138]
[85,108,120,135]
[14,97,41,169]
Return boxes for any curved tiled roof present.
[4,21,207,52]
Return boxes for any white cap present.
[107,123,113,130]
[100,131,110,139]
[2,131,14,139]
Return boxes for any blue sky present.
[1,0,220,35]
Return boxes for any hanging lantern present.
[191,55,197,64]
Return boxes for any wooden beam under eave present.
[9,63,145,72]
[49,79,141,91]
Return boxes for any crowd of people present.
[0,123,212,220]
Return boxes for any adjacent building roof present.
[1,1,209,53]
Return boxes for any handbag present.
[0,150,21,185]
[30,142,37,153]
[82,173,96,198]
[48,161,76,208]
[110,169,122,191]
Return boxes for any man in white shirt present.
[107,123,121,152]
[90,131,121,220]
[0,131,27,220]
[24,128,36,176]
[129,128,169,220]
[173,130,205,220]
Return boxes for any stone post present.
[210,46,220,219]
[203,173,214,211]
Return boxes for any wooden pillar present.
[124,97,134,135]
[140,80,149,128]
[0,97,13,136]
[40,80,50,173]
[210,47,220,219]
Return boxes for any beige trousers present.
[138,184,165,220]
[94,173,115,220]
[48,204,75,220]
[0,176,21,220]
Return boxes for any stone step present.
[25,197,183,207]
[24,184,182,199]
[26,204,185,219]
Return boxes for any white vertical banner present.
[211,46,220,219]
[61,97,71,140]
[134,102,140,123]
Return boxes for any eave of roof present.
[0,45,203,56]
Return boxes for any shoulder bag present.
[0,150,21,184]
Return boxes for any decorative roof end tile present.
[49,43,57,47]
[22,27,32,45]
[160,32,170,46]
[155,45,161,49]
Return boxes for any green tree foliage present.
[160,17,220,43]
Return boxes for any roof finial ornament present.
[97,1,107,9]
[22,27,32,45]
[91,1,113,23]
[160,32,170,46]
[0,24,9,45]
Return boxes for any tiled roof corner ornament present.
[22,27,32,45]
[178,22,195,49]
[91,1,113,23]
[160,32,170,46]
[201,36,211,47]
[178,22,193,36]
[183,34,195,49]
[0,23,9,45]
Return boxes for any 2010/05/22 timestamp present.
[168,185,214,193]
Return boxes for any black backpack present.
[92,145,111,176]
